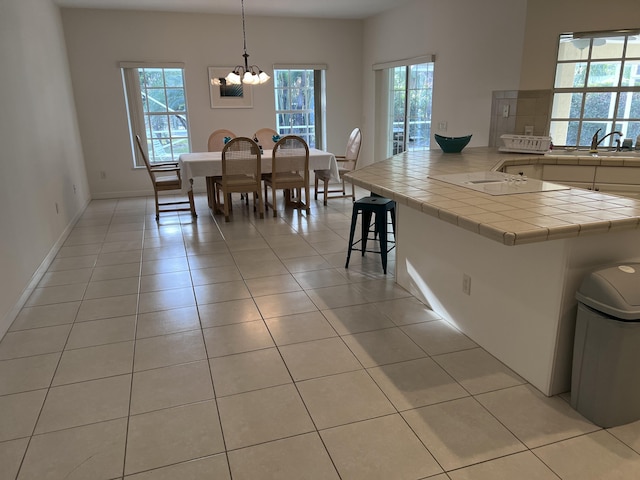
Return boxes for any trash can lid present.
[576,264,640,320]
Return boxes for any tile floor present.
[2,190,640,479]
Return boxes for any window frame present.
[549,31,640,148]
[272,65,327,149]
[373,55,435,159]
[121,62,191,167]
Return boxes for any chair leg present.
[257,190,264,219]
[215,184,221,214]
[188,179,197,217]
[322,177,329,206]
[314,175,319,200]
[154,191,160,221]
[223,189,231,222]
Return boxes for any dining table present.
[178,148,341,209]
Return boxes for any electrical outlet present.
[438,121,448,131]
[462,274,471,295]
[502,104,510,118]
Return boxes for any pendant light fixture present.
[212,0,270,86]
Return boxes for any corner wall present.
[0,0,90,337]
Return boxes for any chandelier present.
[212,0,270,86]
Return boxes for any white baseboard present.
[0,197,91,340]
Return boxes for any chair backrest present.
[344,128,363,166]
[134,134,155,181]
[254,128,279,151]
[272,135,309,178]
[221,137,261,179]
[208,129,237,152]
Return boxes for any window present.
[389,63,434,155]
[273,66,326,149]
[373,55,435,159]
[549,31,640,148]
[121,63,191,166]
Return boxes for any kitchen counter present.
[345,147,640,246]
[345,147,640,396]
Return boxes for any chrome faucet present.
[590,129,623,153]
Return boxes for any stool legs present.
[345,203,359,269]
[345,197,396,274]
[376,209,389,274]
[361,210,373,257]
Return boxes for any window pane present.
[581,121,612,146]
[166,89,185,110]
[555,62,587,88]
[617,91,640,118]
[591,36,624,59]
[550,120,580,146]
[558,36,590,61]
[583,92,617,118]
[626,121,640,142]
[622,60,640,86]
[587,61,621,87]
[627,36,640,58]
[164,69,183,87]
[552,92,583,118]
[142,69,164,88]
[147,89,168,112]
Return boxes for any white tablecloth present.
[179,148,339,193]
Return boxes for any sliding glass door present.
[388,62,434,155]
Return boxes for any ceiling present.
[52,0,412,19]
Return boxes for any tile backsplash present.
[489,90,551,147]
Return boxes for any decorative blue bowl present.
[434,134,472,153]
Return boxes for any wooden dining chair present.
[264,135,310,217]
[214,137,264,222]
[314,127,362,205]
[208,129,236,152]
[206,129,237,211]
[253,128,279,152]
[134,135,196,221]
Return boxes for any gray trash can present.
[571,263,640,428]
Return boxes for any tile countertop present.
[344,147,640,246]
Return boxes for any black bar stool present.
[345,196,396,274]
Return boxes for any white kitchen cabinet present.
[594,183,640,199]
[542,165,596,184]
[594,166,640,185]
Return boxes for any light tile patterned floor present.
[2,190,640,479]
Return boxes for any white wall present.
[361,0,528,165]
[0,0,90,337]
[520,0,640,90]
[60,8,363,198]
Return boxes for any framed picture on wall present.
[208,67,253,109]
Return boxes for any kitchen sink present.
[547,149,640,159]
